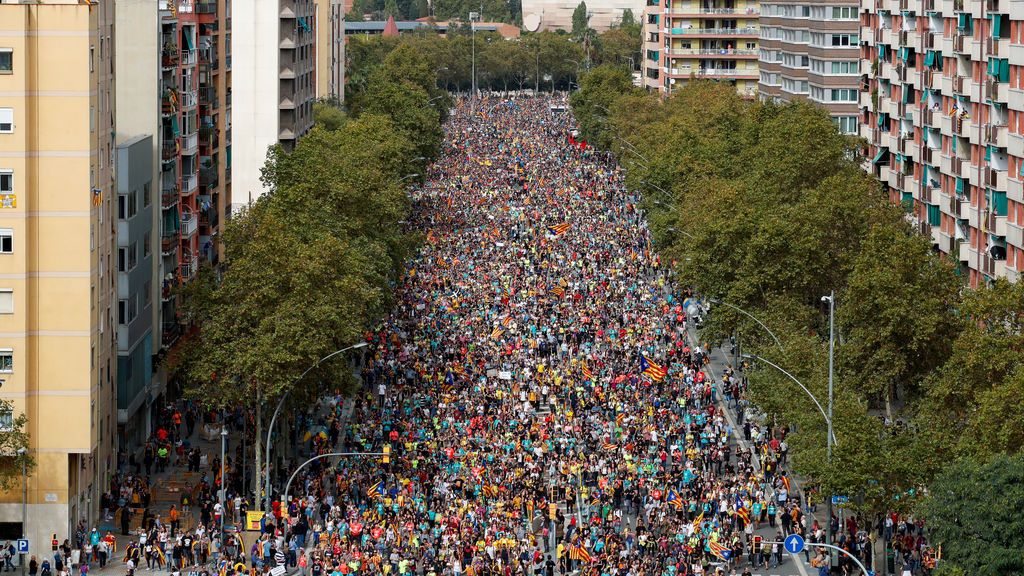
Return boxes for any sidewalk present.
[89,421,226,575]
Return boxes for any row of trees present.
[346,22,640,96]
[571,67,1024,575]
[179,46,447,505]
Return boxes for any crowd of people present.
[260,96,833,576]
[49,96,942,576]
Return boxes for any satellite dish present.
[523,12,541,32]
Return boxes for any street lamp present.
[822,291,837,562]
[706,298,785,352]
[17,447,25,576]
[614,136,648,162]
[740,353,836,446]
[280,451,384,543]
[398,173,421,183]
[470,11,479,108]
[219,427,228,551]
[262,341,369,510]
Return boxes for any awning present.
[902,86,912,103]
[1000,58,1010,82]
[896,153,906,164]
[924,50,936,67]
[991,14,1002,37]
[183,31,193,51]
[955,177,965,194]
[171,115,180,136]
[873,147,889,165]
[899,47,910,62]
[877,112,888,127]
[958,13,972,33]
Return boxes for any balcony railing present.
[161,46,179,67]
[668,26,759,35]
[180,90,197,109]
[180,254,200,279]
[181,212,198,238]
[200,166,219,189]
[161,186,179,208]
[671,67,756,76]
[665,7,759,15]
[180,49,197,66]
[182,173,198,194]
[666,48,758,56]
[161,140,177,161]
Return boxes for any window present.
[0,290,11,314]
[830,61,858,74]
[118,192,137,220]
[0,109,11,133]
[118,297,138,325]
[0,49,11,74]
[834,116,858,134]
[142,183,151,208]
[0,229,11,253]
[830,89,858,101]
[143,280,152,308]
[831,6,857,19]
[0,171,10,194]
[117,243,137,272]
[143,231,151,258]
[0,409,11,432]
[0,350,12,373]
[830,34,859,46]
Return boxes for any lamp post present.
[219,426,228,551]
[740,354,837,446]
[706,298,785,351]
[822,291,836,563]
[280,452,384,543]
[398,173,421,183]
[17,447,25,576]
[262,341,369,510]
[470,11,479,108]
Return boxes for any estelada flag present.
[546,223,571,236]
[639,354,667,381]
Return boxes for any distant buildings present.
[344,17,522,39]
[859,0,1023,284]
[642,0,761,97]
[521,0,646,31]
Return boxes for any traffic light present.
[382,444,391,464]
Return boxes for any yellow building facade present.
[0,0,116,553]
[642,0,760,97]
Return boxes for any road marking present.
[683,323,810,576]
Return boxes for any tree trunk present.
[254,393,264,511]
[884,382,894,423]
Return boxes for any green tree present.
[919,453,1024,576]
[313,100,348,131]
[0,399,34,491]
[919,278,1024,458]
[384,0,399,18]
[571,1,589,38]
[569,64,639,149]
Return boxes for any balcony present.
[161,232,178,256]
[180,132,198,155]
[161,90,177,115]
[182,173,198,195]
[984,123,1008,148]
[986,211,1008,237]
[670,67,757,78]
[196,1,216,12]
[181,212,198,238]
[199,126,219,150]
[161,186,179,208]
[667,26,759,36]
[161,45,179,68]
[664,7,759,16]
[180,49,197,66]
[665,48,758,58]
[180,254,200,279]
[161,139,177,161]
[199,86,218,108]
[199,166,219,189]
[180,89,197,109]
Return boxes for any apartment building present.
[758,1,861,134]
[860,0,1023,284]
[0,0,117,551]
[233,0,317,212]
[642,0,761,97]
[316,0,345,101]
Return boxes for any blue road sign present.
[832,495,850,505]
[784,534,805,555]
[16,539,28,554]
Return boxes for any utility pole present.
[220,426,228,551]
[470,10,478,110]
[824,291,836,566]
